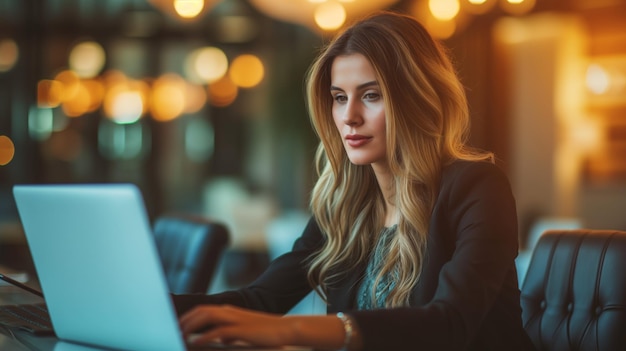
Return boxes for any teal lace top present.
[357,224,398,310]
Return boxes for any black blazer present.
[174,160,536,351]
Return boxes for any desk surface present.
[0,283,57,350]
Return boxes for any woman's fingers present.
[187,326,250,346]
[179,305,291,347]
[180,305,227,335]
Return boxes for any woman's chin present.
[347,158,372,166]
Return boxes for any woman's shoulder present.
[442,159,505,179]
[437,159,517,225]
[440,159,512,194]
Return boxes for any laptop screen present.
[13,184,186,351]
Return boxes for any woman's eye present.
[363,92,380,101]
[333,95,347,103]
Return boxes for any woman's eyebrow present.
[330,81,379,92]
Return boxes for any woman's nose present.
[342,101,362,126]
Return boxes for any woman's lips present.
[345,135,372,147]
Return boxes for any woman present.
[177,11,535,351]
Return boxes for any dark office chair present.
[520,229,626,351]
[153,214,230,294]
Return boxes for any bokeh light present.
[570,119,603,154]
[98,119,148,160]
[42,75,105,118]
[54,70,82,105]
[229,54,264,88]
[500,0,535,15]
[103,78,149,124]
[37,80,64,108]
[81,78,106,113]
[208,75,238,107]
[429,0,460,21]
[314,2,346,31]
[586,64,610,95]
[61,81,92,117]
[464,0,497,14]
[101,69,129,90]
[186,46,228,83]
[69,41,106,78]
[150,73,186,121]
[0,135,15,166]
[28,106,55,141]
[174,0,204,18]
[111,91,144,124]
[0,39,19,72]
[183,83,208,114]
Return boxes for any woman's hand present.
[179,304,295,347]
[179,304,352,350]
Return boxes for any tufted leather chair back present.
[521,229,626,351]
[153,214,229,294]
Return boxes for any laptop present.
[12,183,191,350]
[12,184,309,351]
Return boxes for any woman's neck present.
[372,163,398,227]
[384,210,398,228]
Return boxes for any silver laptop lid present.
[13,184,186,351]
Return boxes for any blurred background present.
[0,0,625,293]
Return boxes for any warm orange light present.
[586,64,611,95]
[101,69,129,89]
[61,81,91,117]
[82,78,105,113]
[50,76,105,115]
[429,0,460,21]
[426,16,457,39]
[0,39,18,72]
[229,54,264,88]
[208,76,238,107]
[37,80,64,108]
[54,70,81,103]
[174,0,204,18]
[465,0,496,14]
[111,91,144,124]
[186,46,228,83]
[103,79,149,124]
[150,74,186,121]
[570,119,603,154]
[69,41,106,78]
[0,135,15,166]
[314,2,346,31]
[248,0,399,34]
[500,0,535,15]
[184,83,208,114]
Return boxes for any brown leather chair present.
[521,229,626,351]
[153,214,229,294]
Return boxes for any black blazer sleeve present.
[172,217,324,315]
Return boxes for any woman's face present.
[331,53,387,167]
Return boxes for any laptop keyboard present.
[0,303,55,336]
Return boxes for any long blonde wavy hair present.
[305,11,493,308]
